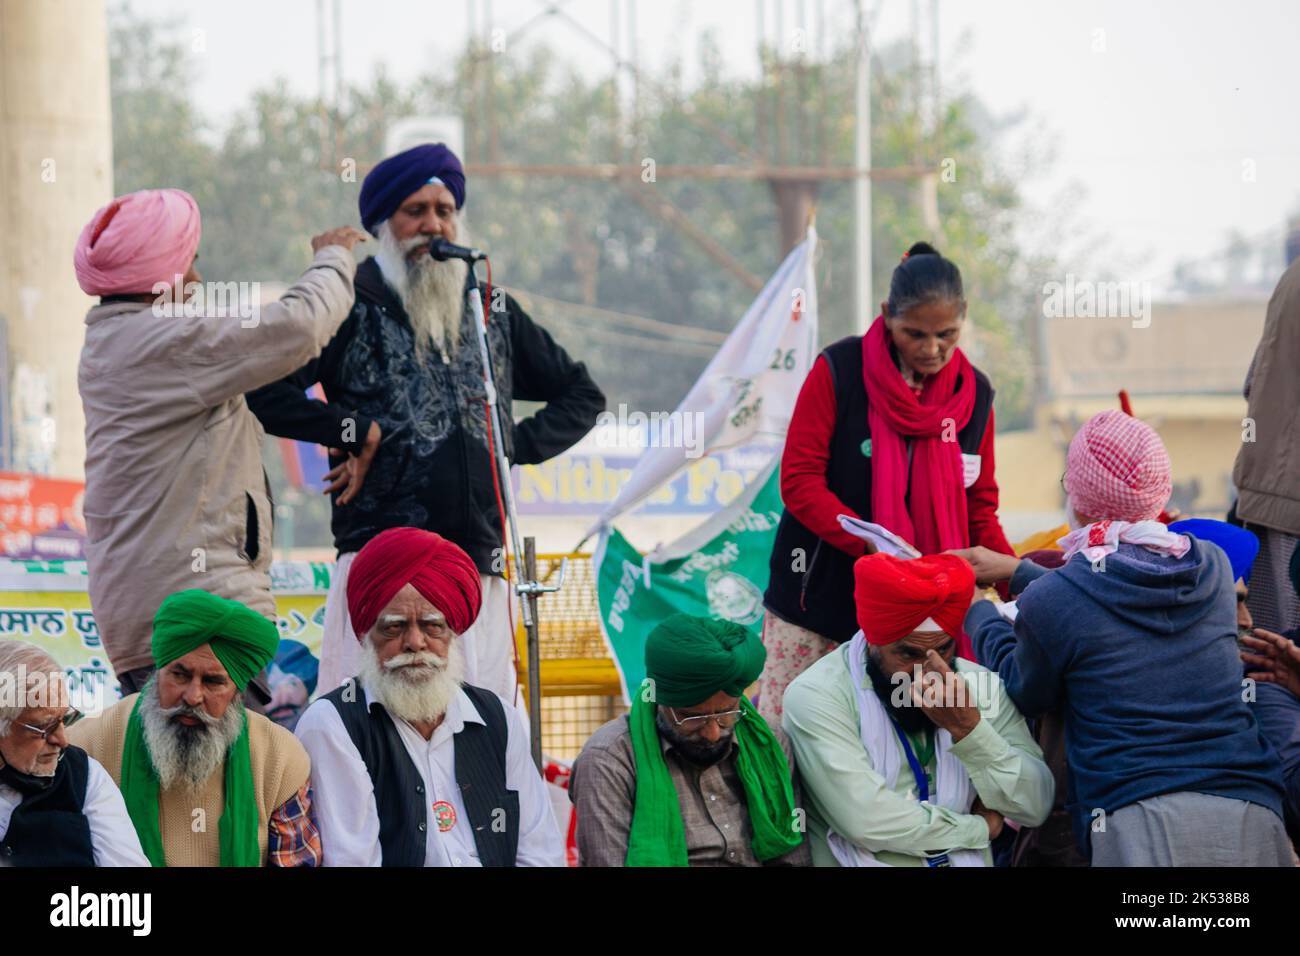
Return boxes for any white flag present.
[585,226,819,541]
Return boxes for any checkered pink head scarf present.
[1064,410,1172,522]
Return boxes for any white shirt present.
[296,684,564,867]
[0,754,149,867]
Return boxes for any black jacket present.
[0,745,94,867]
[247,257,605,571]
[319,681,519,866]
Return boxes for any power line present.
[511,289,729,344]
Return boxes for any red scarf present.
[862,315,976,556]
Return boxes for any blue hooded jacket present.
[967,535,1285,852]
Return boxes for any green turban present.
[122,589,278,868]
[151,589,279,690]
[644,613,766,707]
[626,614,801,867]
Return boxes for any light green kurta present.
[782,642,1054,867]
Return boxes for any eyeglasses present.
[15,708,83,741]
[667,706,745,731]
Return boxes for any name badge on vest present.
[961,453,981,489]
[432,800,457,832]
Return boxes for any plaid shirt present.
[267,784,322,867]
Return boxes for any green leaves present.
[109,5,1059,464]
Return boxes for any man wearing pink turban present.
[953,411,1293,866]
[294,527,563,867]
[74,188,369,700]
[73,189,203,298]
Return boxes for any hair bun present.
[886,241,964,317]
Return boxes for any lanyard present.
[887,718,953,867]
[887,717,930,804]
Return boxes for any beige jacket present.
[1233,258,1300,536]
[79,245,357,674]
[68,694,310,866]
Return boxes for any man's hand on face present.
[909,649,981,743]
[1241,628,1300,698]
[324,420,383,506]
[311,226,369,253]
[946,546,1021,587]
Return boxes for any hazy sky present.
[121,0,1300,289]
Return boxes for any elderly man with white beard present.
[69,591,321,867]
[295,527,564,866]
[247,143,606,702]
[0,641,147,866]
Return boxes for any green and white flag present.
[593,228,819,701]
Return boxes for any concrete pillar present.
[0,0,113,479]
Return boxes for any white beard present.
[374,219,470,362]
[359,638,467,726]
[138,676,246,793]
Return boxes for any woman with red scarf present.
[758,242,1015,727]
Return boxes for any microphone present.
[427,237,487,262]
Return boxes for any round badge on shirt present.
[432,800,457,832]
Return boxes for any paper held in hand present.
[836,515,922,559]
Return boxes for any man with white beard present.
[0,641,147,866]
[294,527,564,867]
[69,590,321,867]
[247,143,605,702]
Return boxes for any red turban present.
[347,528,482,638]
[853,553,975,651]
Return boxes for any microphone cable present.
[476,255,525,700]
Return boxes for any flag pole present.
[854,0,873,333]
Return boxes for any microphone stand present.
[460,256,566,772]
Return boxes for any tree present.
[107,5,1068,543]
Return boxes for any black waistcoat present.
[1,745,94,867]
[322,681,520,867]
[763,335,995,640]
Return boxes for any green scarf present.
[121,695,260,867]
[119,588,280,867]
[625,684,802,866]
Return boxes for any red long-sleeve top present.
[780,356,1016,559]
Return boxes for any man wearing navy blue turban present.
[357,143,467,235]
[247,143,606,703]
[1169,518,1260,639]
[1171,518,1300,846]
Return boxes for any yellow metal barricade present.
[510,553,627,761]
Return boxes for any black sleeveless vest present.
[763,335,995,641]
[321,681,520,867]
[1,745,95,867]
